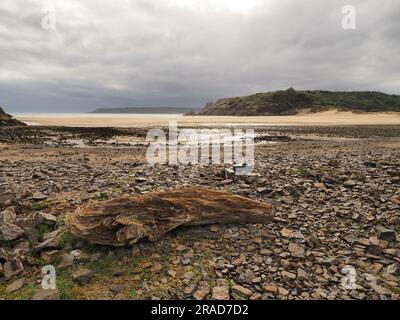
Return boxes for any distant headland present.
[90,107,201,114]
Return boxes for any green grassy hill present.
[197,88,400,116]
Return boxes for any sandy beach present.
[14,111,400,128]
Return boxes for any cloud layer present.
[0,0,399,112]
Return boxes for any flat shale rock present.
[32,289,60,300]
[65,187,273,246]
[5,278,25,293]
[0,208,25,243]
[212,286,230,300]
[72,268,94,285]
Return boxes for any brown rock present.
[282,271,297,281]
[387,263,400,276]
[59,253,75,268]
[241,269,255,284]
[72,268,94,285]
[260,248,273,256]
[369,283,392,296]
[263,283,278,294]
[183,283,197,296]
[297,268,308,281]
[0,221,25,243]
[210,225,220,232]
[193,281,210,300]
[33,237,61,253]
[278,287,290,296]
[288,243,305,258]
[231,285,253,299]
[40,250,60,263]
[36,212,57,226]
[0,208,16,223]
[0,248,9,262]
[5,278,25,293]
[168,270,177,278]
[3,258,24,281]
[176,244,190,252]
[0,208,25,243]
[280,228,304,240]
[150,263,163,273]
[131,245,141,257]
[32,289,60,300]
[212,286,230,300]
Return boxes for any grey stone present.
[36,212,57,226]
[241,269,255,284]
[288,243,305,258]
[369,282,392,296]
[131,245,141,257]
[344,180,357,187]
[376,226,397,242]
[231,285,253,299]
[193,281,210,300]
[33,237,60,253]
[387,263,400,276]
[72,268,94,285]
[0,207,16,223]
[212,286,230,300]
[282,271,297,281]
[0,248,10,262]
[5,278,25,293]
[3,258,24,281]
[59,253,75,268]
[0,222,25,243]
[32,289,60,300]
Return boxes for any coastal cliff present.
[0,107,25,126]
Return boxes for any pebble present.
[231,285,253,299]
[32,289,60,300]
[212,286,230,300]
[5,278,25,293]
[72,268,94,286]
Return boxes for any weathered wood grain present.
[65,187,273,246]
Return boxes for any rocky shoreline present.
[0,107,25,127]
[0,125,399,300]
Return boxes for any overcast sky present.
[0,0,399,113]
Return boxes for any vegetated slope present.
[0,106,26,126]
[197,88,400,116]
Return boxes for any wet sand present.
[15,111,400,128]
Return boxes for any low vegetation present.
[198,88,400,116]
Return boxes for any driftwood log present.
[64,187,273,246]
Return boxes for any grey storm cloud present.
[0,0,399,112]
